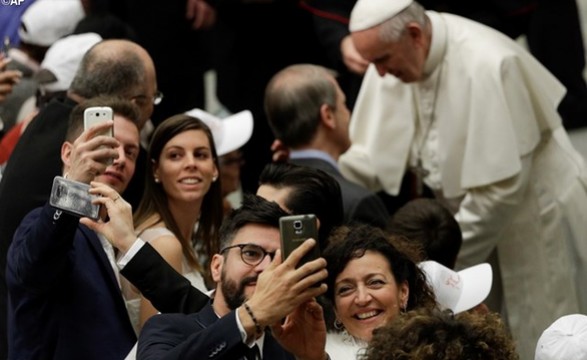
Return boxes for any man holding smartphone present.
[6,97,142,360]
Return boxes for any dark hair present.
[258,162,343,249]
[323,224,436,311]
[133,114,223,273]
[362,308,519,360]
[264,64,338,148]
[67,96,141,141]
[388,198,462,268]
[69,41,145,99]
[219,193,290,249]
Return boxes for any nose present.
[112,145,126,168]
[253,253,273,272]
[185,153,199,168]
[354,285,372,306]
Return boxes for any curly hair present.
[362,308,519,360]
[323,224,436,311]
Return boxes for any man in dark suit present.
[265,64,390,229]
[0,38,158,357]
[6,97,142,359]
[136,195,330,360]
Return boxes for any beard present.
[220,268,258,310]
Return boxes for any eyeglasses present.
[131,90,164,106]
[153,91,164,105]
[220,243,276,266]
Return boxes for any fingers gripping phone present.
[279,214,320,269]
[49,176,100,220]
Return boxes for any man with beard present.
[133,194,330,360]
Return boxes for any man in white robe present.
[338,1,587,358]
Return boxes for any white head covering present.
[18,0,85,47]
[419,261,492,314]
[184,108,254,156]
[535,314,587,360]
[36,33,102,93]
[350,0,413,32]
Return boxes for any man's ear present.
[211,253,224,283]
[319,103,336,130]
[61,141,73,168]
[406,22,425,47]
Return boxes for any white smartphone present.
[83,106,113,137]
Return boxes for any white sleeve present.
[116,238,146,269]
[455,153,533,268]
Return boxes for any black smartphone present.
[49,176,100,220]
[279,214,320,268]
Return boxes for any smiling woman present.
[122,114,224,334]
[322,224,437,359]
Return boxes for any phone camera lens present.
[293,220,303,230]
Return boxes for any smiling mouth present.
[354,310,382,320]
[179,178,202,185]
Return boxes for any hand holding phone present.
[49,176,100,220]
[280,214,320,268]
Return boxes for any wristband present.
[243,302,263,336]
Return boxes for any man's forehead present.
[113,115,140,146]
[231,223,280,247]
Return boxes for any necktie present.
[244,344,260,360]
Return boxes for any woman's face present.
[154,129,218,206]
[333,250,409,342]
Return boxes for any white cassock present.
[339,11,587,360]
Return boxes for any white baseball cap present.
[350,0,413,32]
[184,108,254,156]
[419,260,492,314]
[535,314,587,360]
[36,33,102,93]
[18,0,85,47]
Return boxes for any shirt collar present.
[423,11,447,78]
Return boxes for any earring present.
[212,176,217,182]
[334,318,344,331]
[154,177,160,183]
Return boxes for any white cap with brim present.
[535,314,587,360]
[419,261,492,314]
[18,0,85,47]
[350,0,413,32]
[36,33,102,93]
[184,108,254,157]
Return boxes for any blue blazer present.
[138,301,295,360]
[6,204,136,360]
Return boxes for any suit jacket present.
[138,302,295,360]
[290,157,390,229]
[6,204,136,360]
[120,242,209,314]
[0,96,146,358]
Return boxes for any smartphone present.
[49,176,100,220]
[279,214,320,268]
[1,36,10,58]
[83,106,113,137]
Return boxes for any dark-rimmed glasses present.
[220,243,276,266]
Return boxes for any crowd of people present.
[1,0,587,359]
